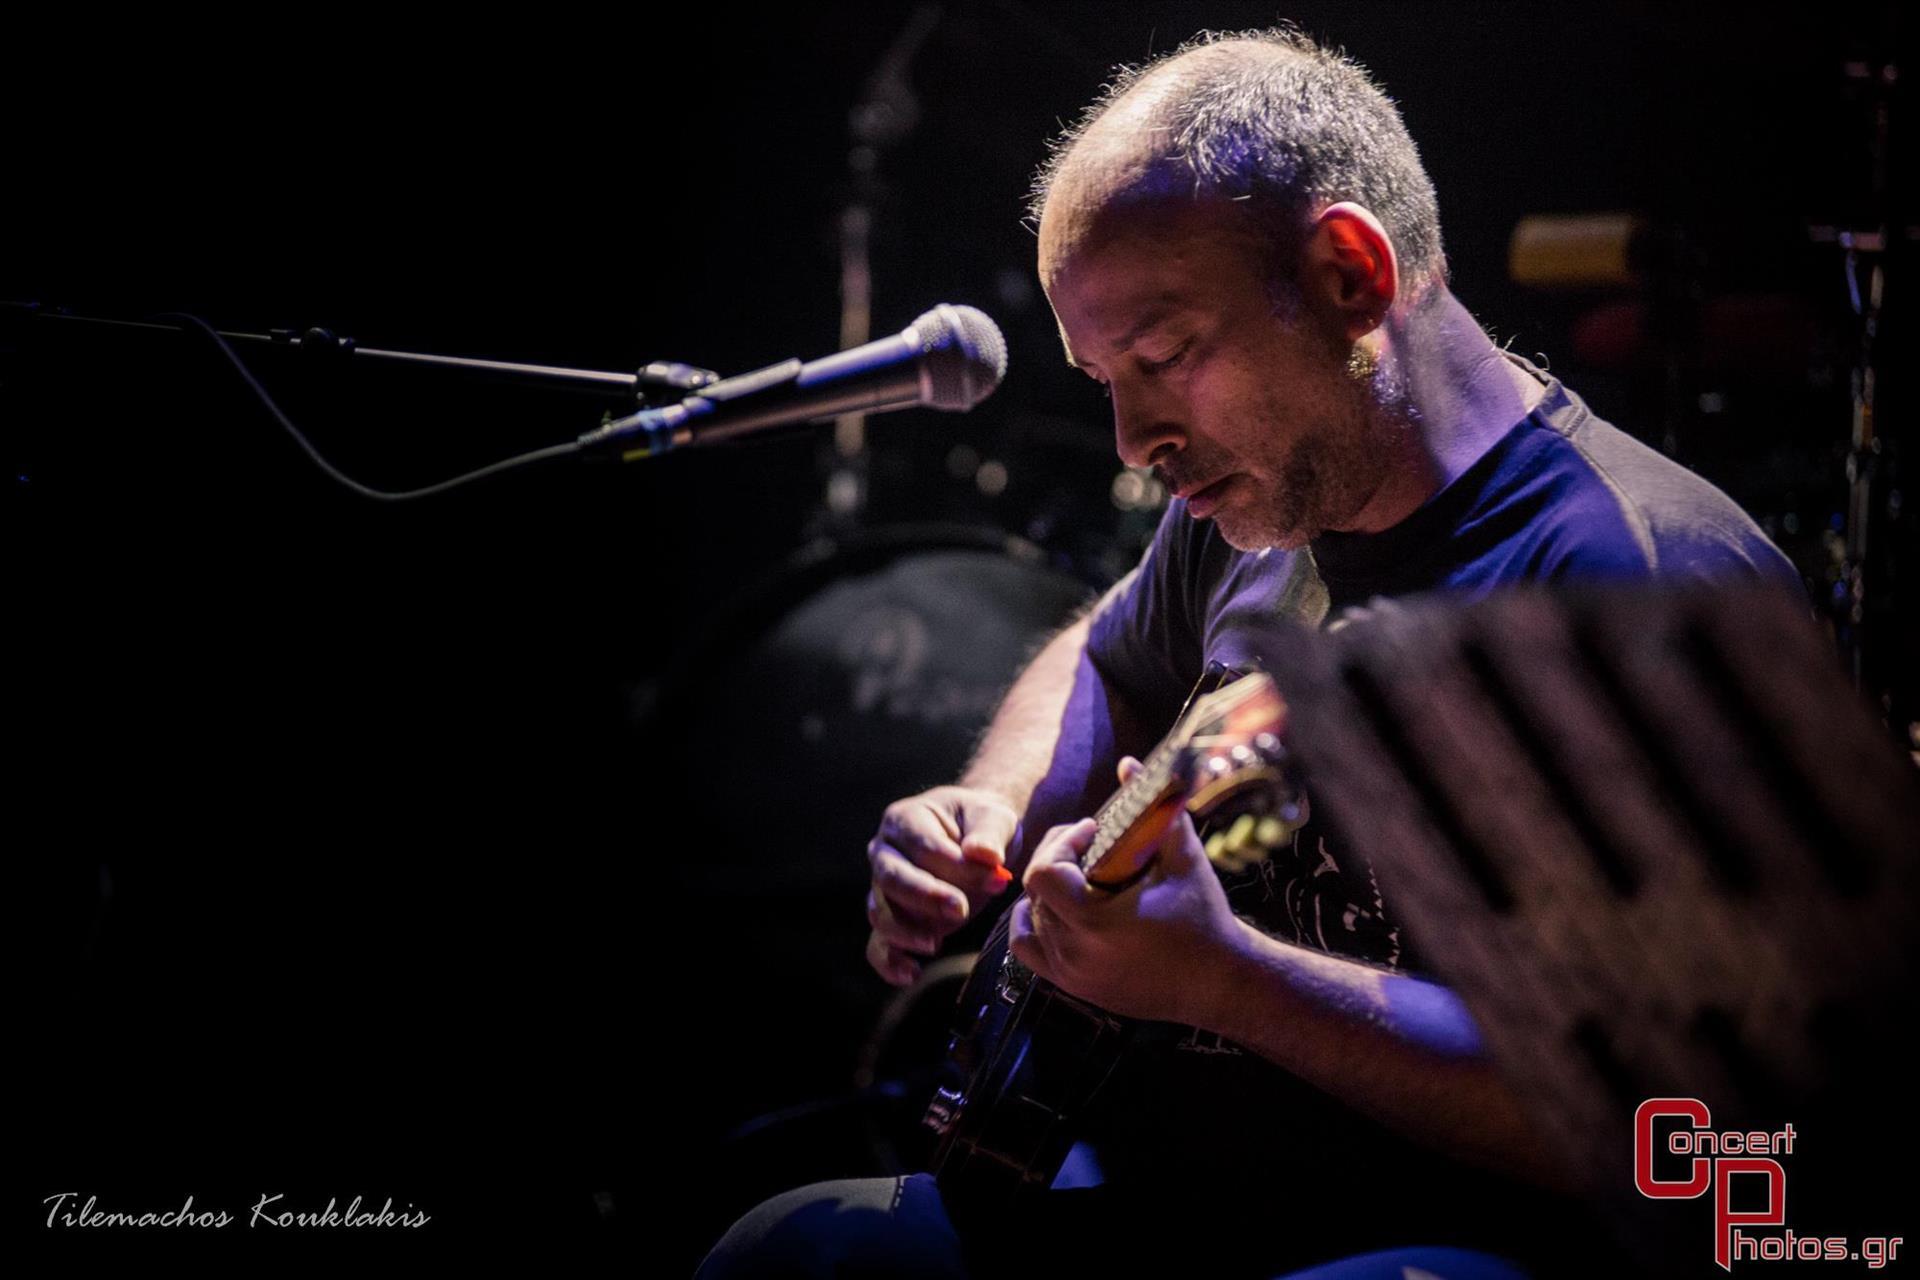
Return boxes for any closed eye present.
[1139,341,1191,374]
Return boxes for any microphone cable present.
[155,311,583,502]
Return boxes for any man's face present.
[1040,192,1394,551]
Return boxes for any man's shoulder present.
[1510,378,1800,591]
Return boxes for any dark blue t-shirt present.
[1070,356,1803,1262]
[1086,355,1802,973]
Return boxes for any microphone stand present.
[2,300,719,406]
[819,3,944,532]
[3,300,724,499]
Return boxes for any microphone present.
[578,304,1007,460]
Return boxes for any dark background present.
[9,1,1910,1268]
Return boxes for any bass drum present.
[638,524,1100,1148]
[651,524,1098,898]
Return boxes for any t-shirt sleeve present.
[1541,521,1805,603]
[1543,420,1809,605]
[1084,501,1207,727]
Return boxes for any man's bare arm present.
[958,610,1152,873]
[1201,922,1568,1189]
[1015,812,1569,1190]
[866,599,1156,983]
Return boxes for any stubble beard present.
[1216,368,1406,553]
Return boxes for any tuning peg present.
[1203,813,1258,872]
[1204,810,1307,874]
[1204,829,1252,873]
[1255,816,1293,849]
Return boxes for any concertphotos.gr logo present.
[1635,1099,1904,1271]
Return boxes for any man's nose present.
[1111,384,1185,470]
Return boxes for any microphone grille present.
[910,304,1008,411]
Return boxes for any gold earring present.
[1344,341,1379,383]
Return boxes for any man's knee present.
[696,1175,967,1280]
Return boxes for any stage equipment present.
[4,299,1006,498]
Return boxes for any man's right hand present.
[864,786,1022,986]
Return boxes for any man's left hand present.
[1008,758,1249,1028]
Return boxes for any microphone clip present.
[579,357,804,460]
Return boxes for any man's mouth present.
[1178,475,1235,519]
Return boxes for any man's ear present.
[1303,201,1399,340]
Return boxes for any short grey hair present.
[1030,27,1448,289]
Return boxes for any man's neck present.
[1334,289,1544,536]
